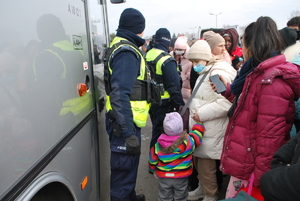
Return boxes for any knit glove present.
[125,135,141,156]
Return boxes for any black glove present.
[168,103,176,113]
[125,135,141,156]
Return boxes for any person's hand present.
[192,113,201,123]
[209,75,227,92]
[125,135,141,156]
[234,60,243,70]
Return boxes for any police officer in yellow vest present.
[105,8,148,201]
[146,28,184,148]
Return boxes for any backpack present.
[146,51,181,99]
[146,51,169,83]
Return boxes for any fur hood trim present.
[159,131,187,154]
[283,41,300,62]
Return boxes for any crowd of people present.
[104,7,300,201]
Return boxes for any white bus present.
[0,0,124,200]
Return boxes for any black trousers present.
[149,100,170,148]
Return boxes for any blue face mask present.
[193,63,205,73]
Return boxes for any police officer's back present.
[145,28,184,148]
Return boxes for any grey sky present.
[107,0,299,38]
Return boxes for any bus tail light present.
[77,83,87,96]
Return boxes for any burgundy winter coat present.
[220,54,300,186]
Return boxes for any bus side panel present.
[38,118,99,201]
[16,117,99,201]
[0,0,102,199]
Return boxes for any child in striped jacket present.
[149,112,205,201]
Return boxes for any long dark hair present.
[243,22,255,62]
[244,16,285,65]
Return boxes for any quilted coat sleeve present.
[222,82,236,103]
[260,161,300,201]
[271,132,300,168]
[254,78,294,186]
[197,70,233,122]
[197,95,231,122]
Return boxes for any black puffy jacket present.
[260,132,300,201]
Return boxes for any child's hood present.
[157,131,187,154]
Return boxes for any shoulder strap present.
[104,40,143,95]
[148,51,169,66]
[147,51,170,81]
[104,40,141,65]
[247,172,255,196]
[161,54,175,67]
[180,66,213,116]
[154,52,169,63]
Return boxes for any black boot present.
[136,194,145,201]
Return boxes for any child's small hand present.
[192,113,200,122]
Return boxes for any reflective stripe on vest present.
[105,37,151,128]
[59,91,92,116]
[53,40,85,57]
[44,49,67,79]
[54,40,89,116]
[146,48,171,99]
[33,40,78,80]
[33,40,90,116]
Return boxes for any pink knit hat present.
[175,37,189,50]
[175,37,190,57]
[163,112,183,136]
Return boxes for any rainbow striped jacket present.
[149,124,204,178]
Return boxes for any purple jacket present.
[220,54,300,186]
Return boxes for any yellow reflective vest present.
[145,48,171,99]
[105,37,151,128]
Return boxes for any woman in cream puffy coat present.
[187,39,236,201]
[189,60,236,159]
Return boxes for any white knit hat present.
[187,40,212,61]
[163,112,183,136]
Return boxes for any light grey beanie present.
[203,31,225,50]
[187,40,212,61]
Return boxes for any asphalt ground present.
[98,113,229,201]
